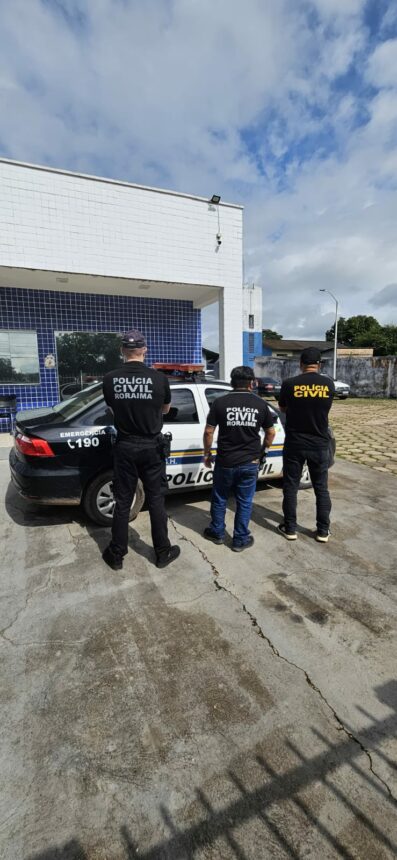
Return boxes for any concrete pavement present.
[1,458,396,858]
[330,399,397,476]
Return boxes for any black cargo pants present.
[110,437,171,559]
[282,440,331,534]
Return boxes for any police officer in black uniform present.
[278,347,335,542]
[102,329,180,571]
[203,366,276,551]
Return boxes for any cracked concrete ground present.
[1,458,397,859]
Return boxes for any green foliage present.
[262,329,283,343]
[325,315,397,355]
[0,358,14,382]
[370,325,397,356]
[56,332,121,378]
[0,357,39,384]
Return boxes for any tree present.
[262,329,283,343]
[0,357,39,384]
[326,315,382,346]
[0,358,14,383]
[370,325,397,356]
[56,332,121,379]
[326,316,347,343]
[325,315,397,355]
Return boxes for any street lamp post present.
[319,289,339,380]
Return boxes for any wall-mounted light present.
[209,195,222,248]
[56,276,69,284]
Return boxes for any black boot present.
[102,545,124,571]
[156,545,181,569]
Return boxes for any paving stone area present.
[330,398,397,476]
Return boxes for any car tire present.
[299,463,312,490]
[339,395,348,399]
[82,470,145,526]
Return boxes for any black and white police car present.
[9,379,314,526]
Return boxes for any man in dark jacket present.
[203,366,276,551]
[278,347,335,542]
[102,329,180,571]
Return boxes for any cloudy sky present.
[1,0,397,347]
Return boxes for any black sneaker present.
[232,536,254,553]
[102,545,124,571]
[316,531,330,543]
[278,523,297,541]
[156,545,181,568]
[203,527,224,545]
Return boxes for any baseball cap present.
[121,329,147,348]
[300,347,322,365]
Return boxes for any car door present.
[196,384,231,457]
[163,385,211,491]
[200,385,285,481]
[258,402,285,480]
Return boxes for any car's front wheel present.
[82,470,145,526]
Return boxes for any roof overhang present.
[0,266,219,309]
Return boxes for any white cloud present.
[311,0,364,14]
[0,0,396,346]
[367,37,397,88]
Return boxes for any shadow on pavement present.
[4,480,155,564]
[167,480,284,542]
[4,480,85,528]
[5,472,287,549]
[26,682,397,860]
[26,841,87,860]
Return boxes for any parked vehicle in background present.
[333,379,350,399]
[256,377,282,399]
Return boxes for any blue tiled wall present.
[0,286,201,430]
[243,331,262,369]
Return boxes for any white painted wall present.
[0,159,242,287]
[0,158,243,377]
[243,285,262,331]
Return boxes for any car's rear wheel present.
[82,470,145,526]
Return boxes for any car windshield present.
[52,383,103,420]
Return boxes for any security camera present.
[216,232,222,245]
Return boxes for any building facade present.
[262,339,335,358]
[242,285,262,368]
[0,159,243,428]
[261,340,374,361]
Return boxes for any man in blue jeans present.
[203,366,276,552]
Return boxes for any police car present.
[9,377,312,526]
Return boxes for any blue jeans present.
[209,461,259,547]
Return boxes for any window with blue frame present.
[0,331,40,385]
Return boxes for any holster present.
[158,431,173,461]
